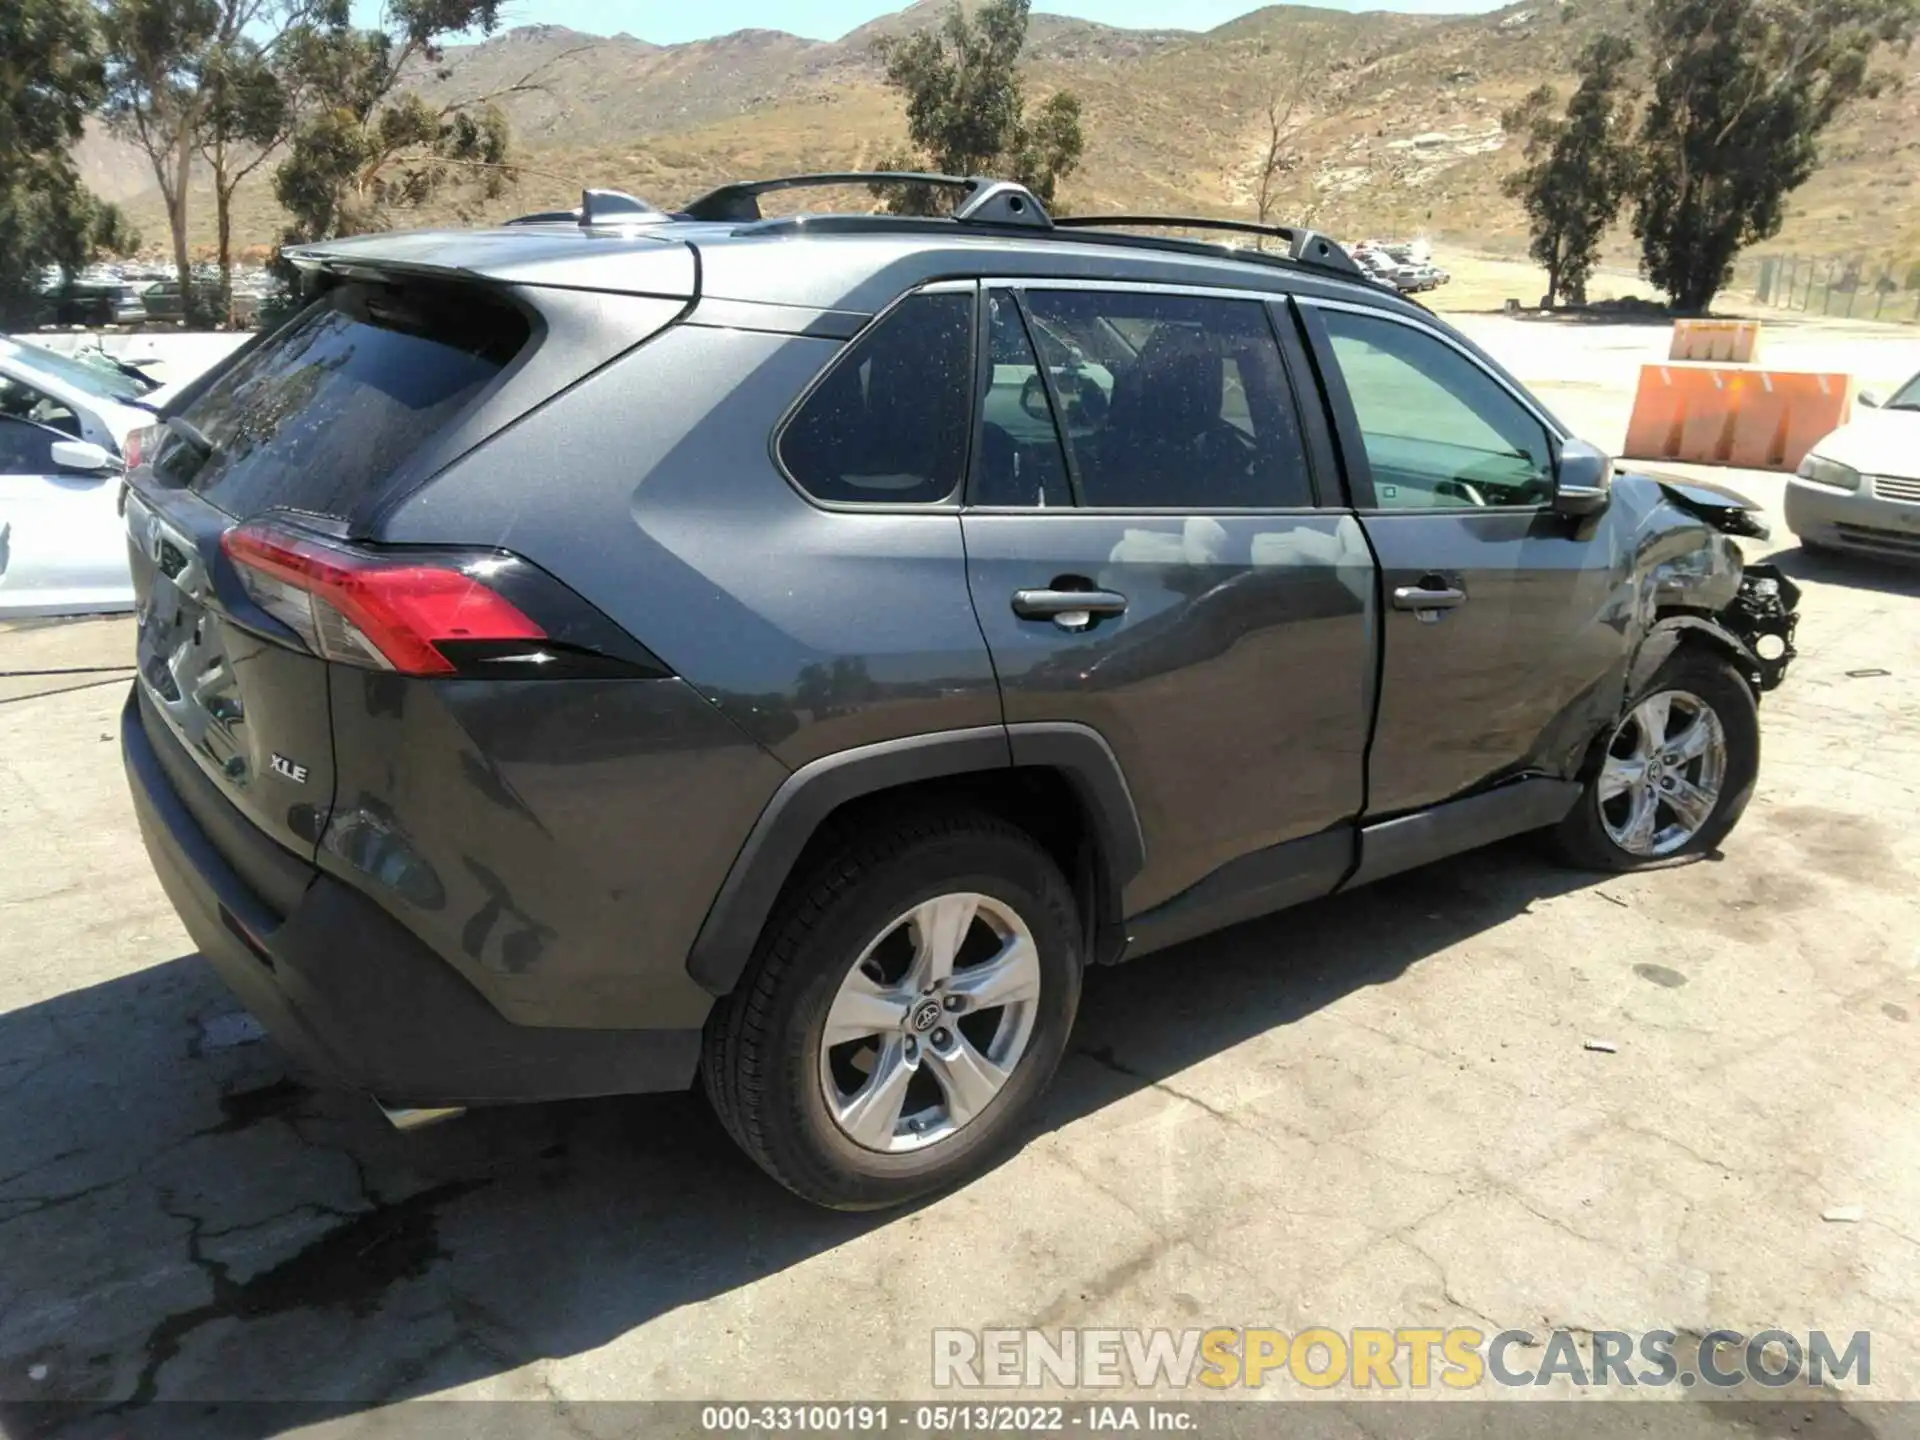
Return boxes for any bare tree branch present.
[430,42,596,120]
[1253,34,1329,242]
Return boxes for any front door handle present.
[1391,584,1467,612]
[1012,587,1128,631]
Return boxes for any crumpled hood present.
[1617,467,1770,538]
[1800,407,1920,477]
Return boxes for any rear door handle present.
[1012,587,1128,631]
[1391,584,1467,611]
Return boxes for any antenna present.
[578,189,666,228]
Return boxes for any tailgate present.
[126,482,336,865]
[121,272,547,868]
[123,255,690,875]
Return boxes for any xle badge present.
[269,753,309,784]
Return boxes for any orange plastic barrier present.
[1668,318,1762,363]
[1620,364,1852,472]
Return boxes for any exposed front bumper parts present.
[1719,563,1801,691]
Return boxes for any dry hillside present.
[113,0,1920,265]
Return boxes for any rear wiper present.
[154,415,221,485]
[165,414,215,460]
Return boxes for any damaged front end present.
[1719,563,1801,691]
[1633,471,1804,694]
[1652,473,1802,691]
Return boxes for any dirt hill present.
[112,0,1920,266]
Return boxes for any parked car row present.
[34,264,275,329]
[1352,245,1450,294]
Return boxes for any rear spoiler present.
[281,227,698,301]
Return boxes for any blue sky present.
[368,0,1496,46]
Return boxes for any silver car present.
[1785,372,1920,561]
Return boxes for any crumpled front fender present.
[1628,565,1801,697]
[1613,473,1802,700]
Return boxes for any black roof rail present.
[1052,214,1360,278]
[680,172,1052,229]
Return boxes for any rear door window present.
[1019,289,1314,509]
[164,281,530,520]
[779,290,975,505]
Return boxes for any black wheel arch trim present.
[686,722,1146,995]
[1630,614,1765,699]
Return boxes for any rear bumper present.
[1784,478,1920,561]
[121,685,701,1106]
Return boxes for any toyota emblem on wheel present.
[910,999,943,1033]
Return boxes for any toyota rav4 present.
[120,173,1800,1209]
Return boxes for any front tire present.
[1550,649,1760,872]
[702,809,1083,1210]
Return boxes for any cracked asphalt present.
[1,316,1918,1436]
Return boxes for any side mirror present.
[50,439,120,474]
[1554,437,1613,518]
[1857,388,1884,409]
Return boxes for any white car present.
[0,420,131,618]
[0,337,160,452]
[0,339,159,618]
[1785,373,1920,562]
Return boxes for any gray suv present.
[120,173,1800,1209]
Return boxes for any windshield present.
[4,340,154,404]
[1885,372,1920,410]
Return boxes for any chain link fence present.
[1747,254,1920,324]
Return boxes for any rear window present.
[164,281,529,519]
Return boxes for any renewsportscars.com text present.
[932,1327,1871,1391]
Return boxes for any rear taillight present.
[221,520,546,676]
[125,423,161,471]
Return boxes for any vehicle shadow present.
[1768,542,1920,598]
[0,839,1606,1436]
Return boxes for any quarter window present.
[1320,310,1555,509]
[780,291,975,505]
[1019,289,1312,509]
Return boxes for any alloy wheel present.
[818,892,1042,1154]
[1598,689,1728,857]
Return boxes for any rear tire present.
[1549,649,1760,872]
[702,809,1083,1210]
